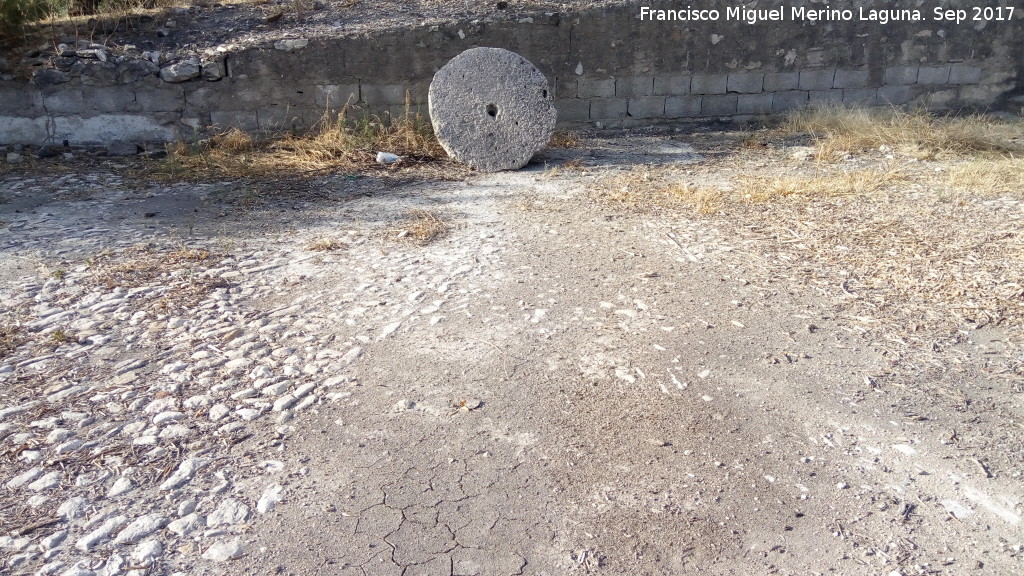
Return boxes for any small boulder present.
[160,58,201,82]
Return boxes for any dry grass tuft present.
[48,328,72,345]
[89,245,212,289]
[736,165,908,202]
[0,323,25,358]
[593,166,724,214]
[393,209,450,246]
[946,157,1024,197]
[561,157,589,170]
[161,98,444,180]
[784,105,1024,160]
[306,237,348,252]
[549,131,582,148]
[661,183,724,214]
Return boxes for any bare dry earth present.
[1,132,1022,576]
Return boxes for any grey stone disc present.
[428,47,557,172]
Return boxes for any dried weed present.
[161,96,444,180]
[549,131,582,148]
[306,237,348,252]
[784,104,1024,160]
[593,165,724,214]
[736,165,908,202]
[392,209,450,246]
[0,323,25,358]
[945,157,1024,197]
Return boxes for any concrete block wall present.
[0,0,1022,146]
[560,63,996,124]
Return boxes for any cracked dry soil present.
[1,132,1023,576]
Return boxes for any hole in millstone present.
[486,103,498,118]
[543,89,548,98]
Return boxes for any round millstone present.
[429,47,557,172]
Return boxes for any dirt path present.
[1,133,1022,576]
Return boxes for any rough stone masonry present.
[428,47,557,172]
[0,0,1021,149]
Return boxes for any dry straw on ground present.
[305,237,348,252]
[591,165,723,214]
[161,98,444,180]
[549,131,581,148]
[86,245,229,312]
[391,209,450,246]
[0,323,24,358]
[784,104,1024,160]
[594,106,1024,354]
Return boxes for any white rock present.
[153,411,184,424]
[158,424,192,438]
[159,458,207,491]
[223,358,254,374]
[76,515,128,551]
[9,550,35,569]
[247,364,272,380]
[7,466,43,489]
[230,387,259,400]
[28,471,62,491]
[53,439,84,454]
[272,395,297,412]
[323,375,348,387]
[143,398,177,414]
[202,537,244,561]
[378,322,402,340]
[113,514,168,545]
[294,395,317,412]
[159,361,188,374]
[218,421,245,434]
[0,534,31,550]
[293,382,317,399]
[159,58,200,82]
[261,382,289,396]
[167,513,205,536]
[183,394,214,409]
[99,554,125,576]
[56,496,90,520]
[235,408,261,421]
[256,484,284,513]
[45,429,73,444]
[207,498,252,527]
[260,460,285,473]
[130,538,163,563]
[177,500,197,517]
[107,477,134,498]
[40,530,68,550]
[132,435,158,446]
[208,403,230,421]
[341,346,363,363]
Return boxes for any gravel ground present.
[1,132,1023,575]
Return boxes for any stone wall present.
[1,0,1022,148]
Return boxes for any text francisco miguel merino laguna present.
[639,5,1015,25]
